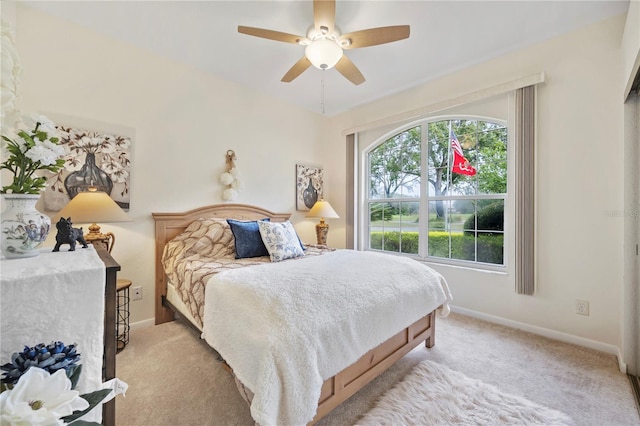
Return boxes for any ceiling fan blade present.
[281,57,312,82]
[313,0,336,34]
[340,25,410,49]
[238,26,306,44]
[334,55,365,85]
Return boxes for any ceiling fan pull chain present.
[320,70,325,114]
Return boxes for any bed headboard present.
[152,203,291,325]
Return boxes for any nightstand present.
[116,278,132,352]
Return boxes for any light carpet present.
[116,313,639,426]
[357,360,572,425]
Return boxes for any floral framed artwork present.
[296,164,323,211]
[43,123,132,211]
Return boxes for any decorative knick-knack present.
[220,150,242,201]
[1,194,50,258]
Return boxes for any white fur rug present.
[357,360,573,425]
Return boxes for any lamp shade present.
[56,189,130,224]
[307,199,339,219]
[305,39,343,70]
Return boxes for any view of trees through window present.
[367,119,507,266]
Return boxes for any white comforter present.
[202,250,452,426]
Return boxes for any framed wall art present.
[43,121,132,212]
[296,164,323,211]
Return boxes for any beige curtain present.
[515,85,536,295]
[345,134,355,249]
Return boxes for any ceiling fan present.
[238,0,410,85]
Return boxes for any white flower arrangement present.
[0,341,128,426]
[1,115,66,194]
[1,368,91,425]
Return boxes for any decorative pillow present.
[227,218,270,259]
[257,220,305,262]
[177,218,235,258]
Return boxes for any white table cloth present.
[1,245,105,421]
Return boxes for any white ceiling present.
[23,0,629,116]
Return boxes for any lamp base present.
[84,223,115,252]
[315,222,329,246]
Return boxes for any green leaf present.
[61,389,111,423]
[34,130,47,141]
[80,389,112,406]
[67,364,82,389]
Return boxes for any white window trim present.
[360,115,509,271]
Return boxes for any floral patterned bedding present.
[161,218,331,328]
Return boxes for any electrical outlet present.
[575,299,589,316]
[132,286,143,301]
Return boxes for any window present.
[366,118,507,268]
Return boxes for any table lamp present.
[55,187,130,252]
[306,199,339,246]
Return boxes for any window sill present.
[421,258,508,275]
[365,249,508,274]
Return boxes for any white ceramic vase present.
[1,194,51,259]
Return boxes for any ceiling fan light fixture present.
[238,0,409,85]
[305,39,342,70]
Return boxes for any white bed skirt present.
[166,282,203,331]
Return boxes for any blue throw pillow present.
[227,218,270,259]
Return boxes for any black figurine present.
[52,217,89,252]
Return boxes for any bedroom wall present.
[10,4,329,324]
[327,15,627,356]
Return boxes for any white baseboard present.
[130,318,155,330]
[450,305,627,373]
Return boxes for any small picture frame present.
[296,164,324,211]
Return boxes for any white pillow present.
[257,220,305,262]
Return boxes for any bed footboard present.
[228,311,436,425]
[313,311,436,423]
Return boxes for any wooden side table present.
[116,278,132,352]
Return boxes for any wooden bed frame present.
[153,203,437,424]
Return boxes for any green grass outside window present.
[370,231,504,265]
